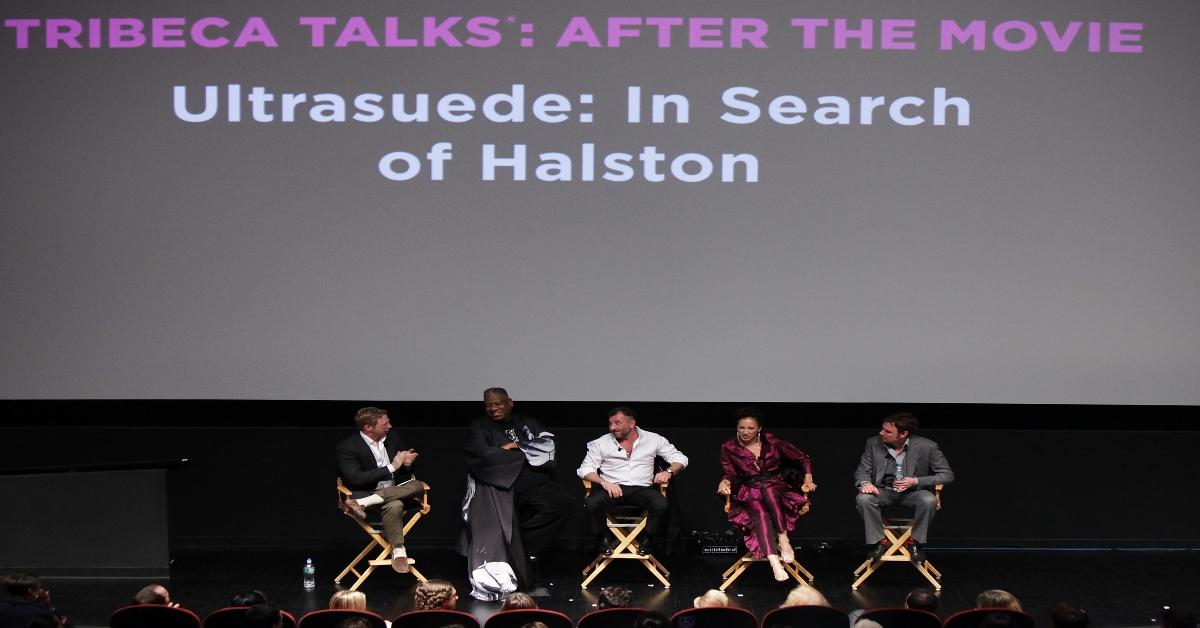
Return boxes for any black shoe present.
[637,538,655,556]
[909,544,926,565]
[867,543,888,562]
[599,538,616,556]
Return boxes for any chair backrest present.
[672,607,757,628]
[761,606,849,628]
[205,607,298,628]
[483,609,573,628]
[577,608,654,628]
[111,605,203,628]
[858,608,941,628]
[393,609,483,628]
[942,609,1034,628]
[298,609,388,628]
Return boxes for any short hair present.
[413,579,456,610]
[500,592,538,610]
[1049,603,1089,628]
[231,590,269,607]
[2,573,43,597]
[520,623,549,628]
[336,619,371,628]
[245,603,282,628]
[906,588,939,612]
[133,584,169,605]
[781,584,831,608]
[354,407,388,430]
[734,407,763,425]
[632,611,670,628]
[483,387,510,398]
[329,590,367,610]
[884,412,920,435]
[693,589,729,608]
[977,589,1023,612]
[607,407,637,421]
[597,585,633,608]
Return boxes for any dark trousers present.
[584,485,668,541]
[370,482,425,547]
[515,480,576,556]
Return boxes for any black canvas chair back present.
[942,609,1034,628]
[298,609,388,628]
[483,609,573,628]
[205,607,298,628]
[393,609,482,628]
[577,608,654,628]
[111,605,203,628]
[859,608,941,628]
[761,606,849,628]
[671,607,757,628]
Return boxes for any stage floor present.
[38,546,1199,628]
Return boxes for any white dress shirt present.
[360,432,395,491]
[576,427,688,486]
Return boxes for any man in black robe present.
[458,387,575,596]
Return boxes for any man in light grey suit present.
[854,412,954,565]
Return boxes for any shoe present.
[778,535,795,563]
[768,555,789,582]
[340,494,367,521]
[868,543,888,562]
[909,544,926,565]
[637,537,655,556]
[599,538,616,556]
[391,548,411,573]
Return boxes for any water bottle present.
[890,461,905,492]
[303,558,316,591]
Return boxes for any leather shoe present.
[599,538,616,556]
[909,544,926,565]
[867,543,888,562]
[637,538,655,556]
[340,495,367,521]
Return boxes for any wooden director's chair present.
[334,477,431,590]
[718,488,815,590]
[851,484,944,591]
[580,479,671,588]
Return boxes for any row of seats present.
[110,604,1036,628]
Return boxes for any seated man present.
[0,573,71,628]
[854,412,954,565]
[336,406,424,572]
[577,407,688,556]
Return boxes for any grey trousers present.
[371,482,425,547]
[855,488,937,544]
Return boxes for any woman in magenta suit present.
[717,407,816,581]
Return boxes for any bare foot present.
[767,554,788,581]
[778,534,795,563]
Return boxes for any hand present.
[892,477,918,492]
[801,480,817,493]
[653,471,673,485]
[499,442,520,450]
[859,482,880,495]
[717,480,732,495]
[400,449,419,466]
[168,603,181,609]
[601,480,623,498]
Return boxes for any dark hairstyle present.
[607,407,637,421]
[483,387,509,398]
[354,407,388,430]
[632,611,670,628]
[245,603,282,628]
[336,619,371,628]
[978,613,1014,628]
[906,588,939,612]
[2,573,43,597]
[734,407,763,425]
[133,584,168,605]
[884,412,919,435]
[1049,603,1088,628]
[596,585,632,609]
[231,590,270,607]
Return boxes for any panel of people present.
[336,390,954,599]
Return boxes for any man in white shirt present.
[576,406,689,556]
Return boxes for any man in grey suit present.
[854,412,954,565]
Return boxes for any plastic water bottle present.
[890,461,905,492]
[303,558,316,591]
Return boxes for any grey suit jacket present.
[853,434,954,491]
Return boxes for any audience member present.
[245,603,283,628]
[906,589,939,613]
[855,620,884,628]
[132,584,176,607]
[26,616,63,628]
[978,613,1014,628]
[519,623,549,628]
[329,590,367,611]
[1049,602,1088,628]
[413,580,458,611]
[0,573,71,628]
[231,590,270,607]
[693,589,729,608]
[501,593,538,610]
[337,619,371,628]
[976,590,1022,612]
[632,611,670,628]
[596,586,633,609]
[780,584,831,608]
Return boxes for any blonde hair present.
[501,592,538,610]
[781,584,831,608]
[693,590,729,608]
[328,590,367,610]
[976,589,1022,612]
[414,580,457,610]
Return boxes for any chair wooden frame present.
[851,483,944,591]
[580,479,671,588]
[334,477,431,590]
[718,488,814,591]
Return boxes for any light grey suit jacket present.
[853,434,954,491]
